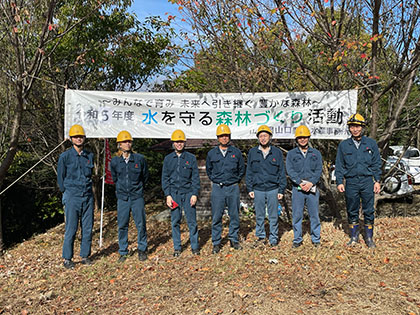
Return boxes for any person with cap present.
[206,124,245,253]
[110,130,149,262]
[335,114,381,248]
[57,124,95,269]
[162,130,201,257]
[246,125,287,247]
[286,125,323,248]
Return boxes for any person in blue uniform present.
[286,125,323,248]
[246,125,286,247]
[206,124,245,253]
[335,114,381,248]
[57,124,94,269]
[111,130,149,262]
[162,130,201,257]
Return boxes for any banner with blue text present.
[64,89,357,139]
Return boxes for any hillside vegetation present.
[1,206,419,314]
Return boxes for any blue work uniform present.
[335,136,381,224]
[57,147,94,260]
[206,145,245,245]
[162,151,200,251]
[286,147,323,245]
[111,153,149,255]
[246,146,286,245]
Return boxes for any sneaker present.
[63,259,75,269]
[192,248,200,255]
[230,240,242,250]
[269,242,278,247]
[81,257,93,265]
[118,255,128,263]
[292,242,302,248]
[312,242,321,248]
[212,245,221,254]
[173,250,181,257]
[138,250,147,261]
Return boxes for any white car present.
[389,146,420,184]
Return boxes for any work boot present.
[292,242,302,249]
[230,240,242,250]
[63,259,75,269]
[138,250,148,261]
[81,257,93,265]
[364,224,376,248]
[347,223,359,246]
[212,245,221,254]
[253,238,266,248]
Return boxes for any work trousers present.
[62,194,94,260]
[170,192,199,251]
[291,187,321,244]
[254,189,279,245]
[345,176,375,224]
[117,197,147,255]
[211,183,240,245]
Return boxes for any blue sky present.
[129,0,179,21]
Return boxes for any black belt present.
[215,182,236,187]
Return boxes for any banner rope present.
[0,139,68,196]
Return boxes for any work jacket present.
[206,145,245,186]
[111,153,149,200]
[246,146,286,193]
[57,147,93,197]
[162,151,200,197]
[286,146,323,187]
[335,136,381,185]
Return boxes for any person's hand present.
[190,195,197,206]
[373,182,381,194]
[278,193,283,200]
[337,184,345,192]
[249,191,255,199]
[300,181,313,192]
[166,195,173,208]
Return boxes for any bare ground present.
[0,204,419,315]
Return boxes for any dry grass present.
[0,207,419,314]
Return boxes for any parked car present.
[382,157,414,201]
[389,146,420,184]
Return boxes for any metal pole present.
[99,139,106,248]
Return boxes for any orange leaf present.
[110,279,115,284]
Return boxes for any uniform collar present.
[171,151,185,159]
[258,145,271,151]
[296,146,312,155]
[70,146,86,157]
[347,135,367,145]
[216,145,231,154]
[120,153,134,162]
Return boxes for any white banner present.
[64,89,357,139]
